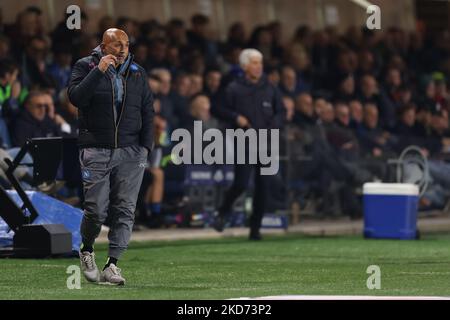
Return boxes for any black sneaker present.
[147,214,164,229]
[213,214,226,232]
[249,230,262,241]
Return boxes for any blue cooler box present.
[363,183,419,239]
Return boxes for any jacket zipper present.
[115,67,130,148]
[109,77,116,146]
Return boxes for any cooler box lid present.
[363,183,419,196]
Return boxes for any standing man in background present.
[213,49,285,240]
[68,28,154,285]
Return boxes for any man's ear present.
[100,43,105,52]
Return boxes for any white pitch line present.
[233,295,450,300]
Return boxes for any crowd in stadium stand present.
[1,6,450,228]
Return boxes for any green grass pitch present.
[1,233,450,299]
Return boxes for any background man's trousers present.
[218,163,270,233]
[79,146,148,259]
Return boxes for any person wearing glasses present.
[11,90,62,147]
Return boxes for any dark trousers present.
[79,146,147,259]
[219,163,270,233]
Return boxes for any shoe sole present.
[84,277,100,283]
[98,281,125,286]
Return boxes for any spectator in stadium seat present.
[226,23,247,49]
[204,68,224,119]
[317,101,335,129]
[188,74,203,97]
[279,65,302,98]
[427,109,450,156]
[284,43,313,93]
[433,73,450,113]
[181,94,218,135]
[20,36,55,89]
[0,58,23,120]
[0,117,11,149]
[358,103,397,159]
[46,44,73,95]
[394,104,428,153]
[265,66,280,87]
[56,89,78,137]
[349,99,364,131]
[6,7,44,58]
[0,35,11,59]
[147,37,169,70]
[382,67,403,109]
[355,49,378,80]
[327,102,360,156]
[131,41,149,70]
[150,68,178,130]
[282,96,295,123]
[357,74,396,130]
[11,90,62,147]
[187,14,218,66]
[326,102,377,182]
[293,93,317,131]
[166,18,188,48]
[313,97,328,117]
[170,73,192,125]
[40,91,73,136]
[333,73,356,103]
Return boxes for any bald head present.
[101,28,129,65]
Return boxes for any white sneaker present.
[100,264,125,286]
[79,251,100,282]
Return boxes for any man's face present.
[282,97,295,122]
[362,76,377,96]
[314,98,327,116]
[26,95,47,121]
[42,93,54,112]
[177,76,191,97]
[296,94,314,117]
[150,42,167,62]
[4,69,18,84]
[206,71,221,93]
[281,67,296,91]
[387,69,401,87]
[191,96,210,121]
[244,56,263,81]
[349,101,363,123]
[320,104,335,123]
[27,38,47,61]
[364,106,379,129]
[336,105,350,126]
[102,31,129,65]
[189,75,203,97]
[158,71,171,96]
[134,45,147,64]
[341,76,355,94]
[402,109,416,127]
